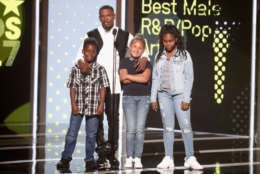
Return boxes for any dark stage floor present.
[0,123,259,174]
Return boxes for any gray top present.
[160,59,172,93]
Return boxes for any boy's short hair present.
[99,5,114,14]
[83,37,100,54]
[130,33,146,49]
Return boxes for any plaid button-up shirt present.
[67,62,109,116]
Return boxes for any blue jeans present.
[61,114,99,161]
[122,96,150,158]
[158,92,194,159]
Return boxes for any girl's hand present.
[72,105,79,115]
[181,101,190,111]
[120,69,128,81]
[151,102,158,112]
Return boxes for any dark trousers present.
[96,87,120,153]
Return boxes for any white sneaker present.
[157,156,174,169]
[125,157,133,168]
[134,157,143,169]
[184,156,203,170]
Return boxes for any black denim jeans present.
[96,87,120,153]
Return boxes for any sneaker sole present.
[134,167,143,169]
[184,164,203,170]
[157,166,174,169]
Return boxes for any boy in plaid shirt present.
[57,38,109,172]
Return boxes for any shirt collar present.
[91,61,97,68]
[162,49,180,58]
[75,61,97,70]
[129,56,140,62]
[98,26,118,36]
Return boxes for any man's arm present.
[135,57,148,72]
[78,60,92,74]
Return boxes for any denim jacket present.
[151,49,194,103]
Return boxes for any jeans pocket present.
[122,96,131,107]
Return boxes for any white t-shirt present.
[75,26,149,94]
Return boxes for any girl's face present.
[82,43,97,63]
[162,33,178,53]
[129,40,145,59]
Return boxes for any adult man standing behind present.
[75,5,148,170]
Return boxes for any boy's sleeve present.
[100,67,110,88]
[67,67,76,88]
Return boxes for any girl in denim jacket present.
[151,24,203,170]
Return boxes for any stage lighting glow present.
[213,27,229,104]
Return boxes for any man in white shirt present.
[75,5,149,170]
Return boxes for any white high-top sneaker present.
[157,156,174,169]
[184,156,203,170]
[134,157,143,169]
[124,157,133,168]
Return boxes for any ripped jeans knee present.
[165,126,174,132]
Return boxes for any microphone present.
[112,28,117,48]
[112,28,117,37]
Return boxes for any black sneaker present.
[109,157,119,170]
[97,157,108,170]
[85,160,97,172]
[56,158,71,170]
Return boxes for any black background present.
[0,1,32,128]
[134,0,252,134]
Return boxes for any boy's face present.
[99,9,115,31]
[129,40,145,59]
[162,33,178,53]
[82,44,97,63]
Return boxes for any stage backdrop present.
[134,0,252,135]
[45,0,117,168]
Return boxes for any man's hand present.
[78,59,91,74]
[151,102,158,112]
[135,57,148,72]
[96,103,104,115]
[72,104,79,115]
[181,101,190,111]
